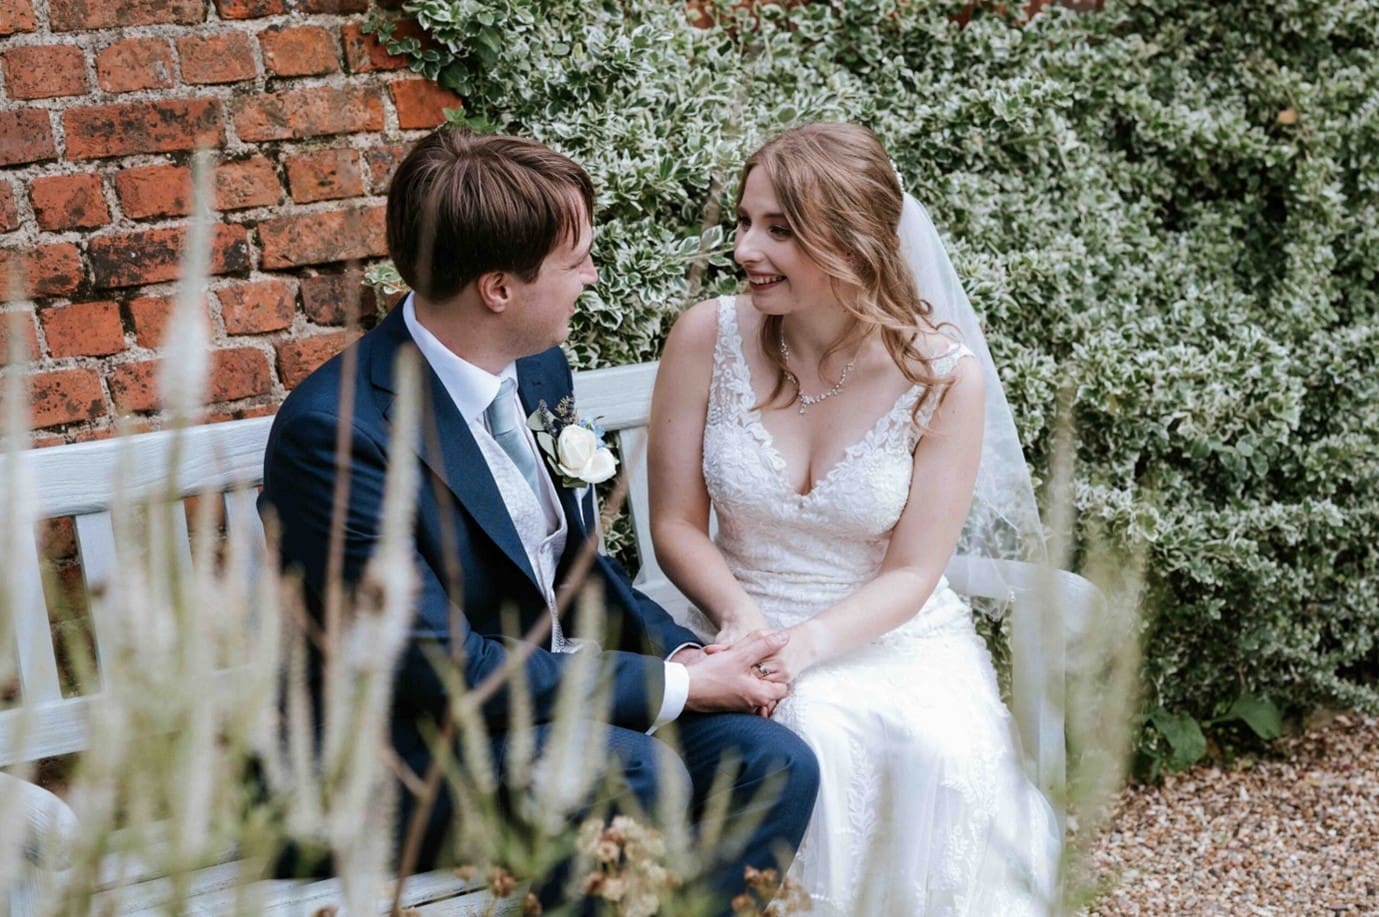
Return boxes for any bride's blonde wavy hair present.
[739,122,952,417]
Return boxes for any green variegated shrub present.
[381,0,1379,768]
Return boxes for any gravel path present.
[1083,712,1379,915]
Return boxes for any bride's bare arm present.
[763,356,987,679]
[649,299,768,641]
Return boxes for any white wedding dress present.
[700,296,1060,915]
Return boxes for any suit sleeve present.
[261,402,665,735]
[594,549,704,655]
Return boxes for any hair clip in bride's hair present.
[889,157,904,192]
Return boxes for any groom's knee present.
[725,724,818,852]
[609,728,693,817]
[729,723,819,811]
[767,728,820,806]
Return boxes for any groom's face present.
[506,209,597,355]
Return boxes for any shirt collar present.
[402,293,518,424]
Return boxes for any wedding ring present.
[753,662,772,677]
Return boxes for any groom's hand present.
[669,646,707,666]
[681,630,791,713]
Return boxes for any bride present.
[648,122,1060,914]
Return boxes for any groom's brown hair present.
[387,126,595,302]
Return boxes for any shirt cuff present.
[648,661,690,734]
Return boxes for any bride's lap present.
[769,627,1055,915]
[772,628,1021,779]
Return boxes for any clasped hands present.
[673,624,811,718]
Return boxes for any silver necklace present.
[778,329,856,415]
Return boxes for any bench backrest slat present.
[72,511,120,690]
[223,488,268,578]
[610,426,659,580]
[11,509,63,704]
[0,697,92,765]
[567,362,657,428]
[25,418,274,519]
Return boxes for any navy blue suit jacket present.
[260,305,702,769]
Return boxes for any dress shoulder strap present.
[904,339,981,449]
[708,295,755,417]
[932,340,975,376]
[715,294,738,341]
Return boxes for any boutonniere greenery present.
[527,396,619,487]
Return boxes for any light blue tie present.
[485,378,544,497]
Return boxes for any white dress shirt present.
[402,296,689,729]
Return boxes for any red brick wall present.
[0,0,458,444]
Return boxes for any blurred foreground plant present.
[0,158,430,914]
[576,815,679,916]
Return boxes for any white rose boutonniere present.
[527,396,619,488]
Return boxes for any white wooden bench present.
[1,360,1093,914]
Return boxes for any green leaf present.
[1149,708,1207,771]
[1222,694,1283,741]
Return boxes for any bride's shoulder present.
[656,297,725,398]
[662,296,724,364]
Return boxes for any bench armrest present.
[1,772,77,871]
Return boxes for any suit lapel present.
[517,355,589,540]
[369,307,541,590]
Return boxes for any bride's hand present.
[752,621,821,684]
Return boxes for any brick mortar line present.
[3,139,406,238]
[1,20,419,110]
[1,126,430,182]
[0,10,409,53]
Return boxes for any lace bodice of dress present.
[702,296,974,636]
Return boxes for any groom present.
[259,126,818,909]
